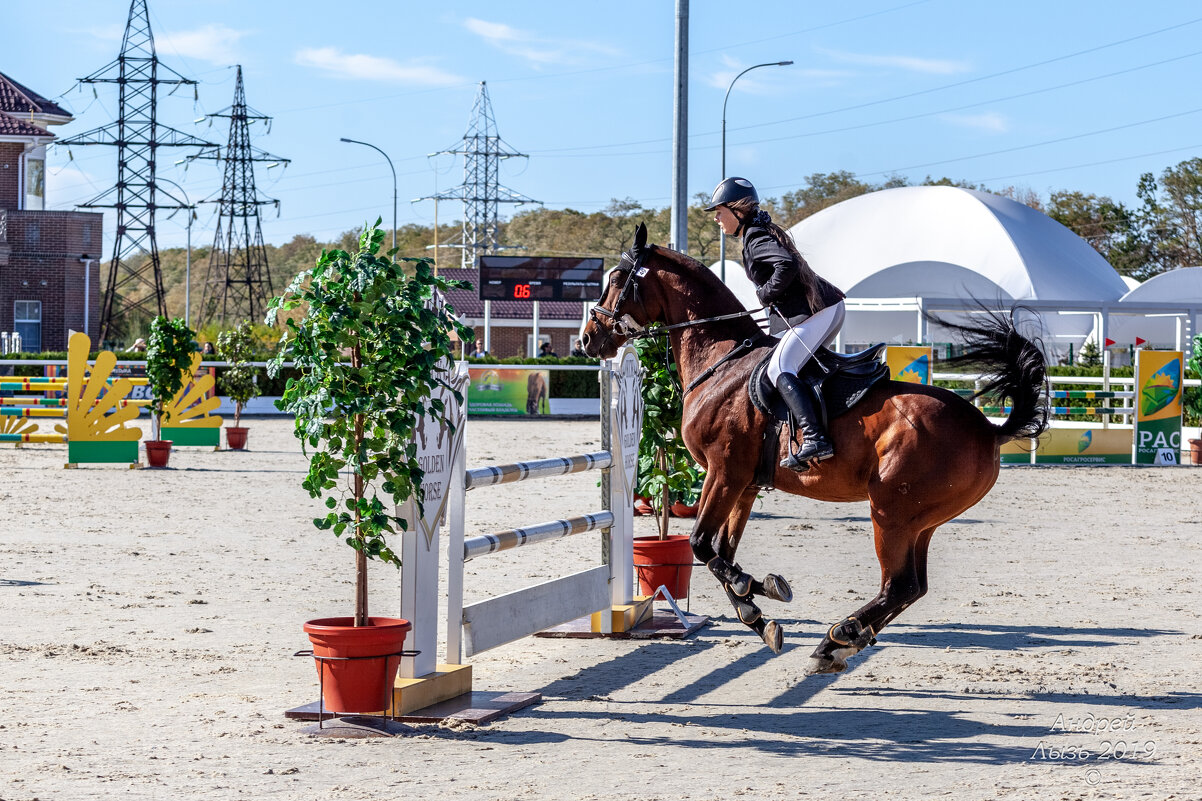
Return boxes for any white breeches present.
[766,301,846,384]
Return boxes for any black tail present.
[936,305,1049,441]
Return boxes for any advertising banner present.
[1034,427,1132,464]
[1134,350,1183,465]
[1000,438,1034,465]
[467,367,552,415]
[886,346,932,384]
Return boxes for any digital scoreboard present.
[477,256,604,302]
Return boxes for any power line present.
[526,14,1202,157]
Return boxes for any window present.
[25,157,45,211]
[25,222,39,246]
[525,333,552,358]
[14,300,41,353]
[82,222,92,248]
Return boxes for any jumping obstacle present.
[285,345,699,725]
[405,346,646,721]
[0,333,222,459]
[159,353,223,448]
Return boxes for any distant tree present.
[1078,339,1102,367]
[1136,158,1202,275]
[921,175,985,191]
[773,171,873,227]
[1046,190,1148,276]
[686,192,720,264]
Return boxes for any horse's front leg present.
[692,479,784,654]
[715,488,794,605]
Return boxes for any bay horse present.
[581,224,1048,674]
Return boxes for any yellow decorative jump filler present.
[65,332,142,466]
[159,354,223,447]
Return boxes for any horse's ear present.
[633,222,647,252]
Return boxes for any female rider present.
[706,176,846,470]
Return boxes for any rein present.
[591,244,768,394]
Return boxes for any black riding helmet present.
[704,177,758,211]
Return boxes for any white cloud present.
[705,55,826,92]
[294,48,464,86]
[819,47,970,76]
[463,17,620,67]
[464,18,523,43]
[156,24,247,65]
[940,112,1009,133]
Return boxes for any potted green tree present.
[144,316,197,468]
[216,321,261,450]
[1187,334,1202,465]
[631,335,698,599]
[267,220,470,714]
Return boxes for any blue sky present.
[8,1,1202,256]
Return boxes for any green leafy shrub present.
[633,336,703,537]
[267,221,472,625]
[217,321,262,427]
[146,316,197,441]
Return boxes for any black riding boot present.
[776,372,834,470]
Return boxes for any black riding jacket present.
[740,219,844,333]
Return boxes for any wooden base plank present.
[395,691,540,724]
[285,691,540,727]
[536,609,709,640]
[299,715,414,738]
[393,663,472,715]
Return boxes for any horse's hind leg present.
[693,482,787,654]
[807,522,935,675]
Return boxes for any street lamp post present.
[719,60,793,282]
[340,137,397,252]
[157,178,195,326]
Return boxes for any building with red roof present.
[0,70,102,352]
[438,265,589,358]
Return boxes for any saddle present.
[748,343,889,486]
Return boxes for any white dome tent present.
[1081,267,1202,361]
[779,186,1134,362]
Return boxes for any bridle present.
[587,243,769,394]
[589,244,764,343]
[589,248,652,340]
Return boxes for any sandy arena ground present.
[1,417,1200,800]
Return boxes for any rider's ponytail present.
[728,198,827,314]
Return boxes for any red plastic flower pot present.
[225,426,248,450]
[670,501,698,518]
[632,535,694,599]
[144,440,172,468]
[302,617,411,714]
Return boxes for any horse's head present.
[581,223,664,358]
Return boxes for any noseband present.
[589,248,651,339]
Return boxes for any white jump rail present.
[448,345,643,662]
[397,345,644,685]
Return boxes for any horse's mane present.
[647,245,750,317]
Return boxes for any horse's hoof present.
[761,574,793,603]
[761,620,784,654]
[805,656,847,675]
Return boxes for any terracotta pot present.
[670,501,698,518]
[633,495,654,517]
[303,617,411,714]
[225,426,249,450]
[633,535,694,599]
[144,439,172,468]
[1190,438,1202,465]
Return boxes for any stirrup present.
[780,442,834,471]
